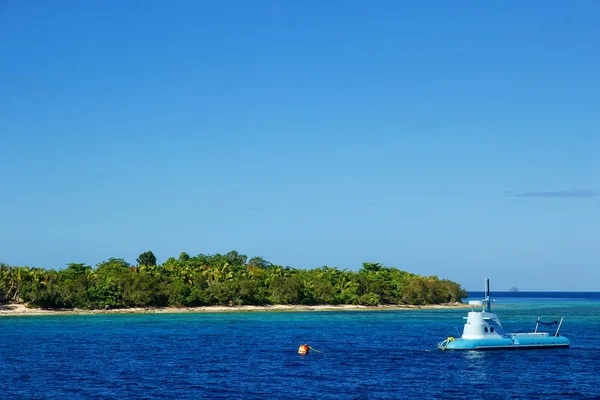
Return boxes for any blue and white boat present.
[438,278,570,350]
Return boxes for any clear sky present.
[1,1,598,291]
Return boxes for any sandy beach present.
[0,302,469,316]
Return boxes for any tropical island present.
[0,250,467,315]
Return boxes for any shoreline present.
[0,302,469,316]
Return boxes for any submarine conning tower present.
[461,277,505,339]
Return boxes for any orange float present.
[298,344,310,354]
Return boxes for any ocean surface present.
[1,292,600,399]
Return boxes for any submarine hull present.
[441,336,570,350]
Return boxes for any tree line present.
[0,250,467,309]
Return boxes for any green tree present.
[247,256,272,269]
[0,265,31,301]
[137,251,157,266]
[89,258,131,309]
[58,263,94,308]
[225,250,247,266]
[122,271,167,307]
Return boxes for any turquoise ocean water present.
[1,292,599,399]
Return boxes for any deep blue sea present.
[2,292,600,399]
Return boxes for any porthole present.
[490,327,495,333]
[484,327,488,333]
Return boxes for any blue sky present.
[1,1,598,290]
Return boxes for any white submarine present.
[438,278,570,350]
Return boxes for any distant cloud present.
[510,190,598,198]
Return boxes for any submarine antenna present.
[485,277,491,313]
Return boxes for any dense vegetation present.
[0,251,467,309]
